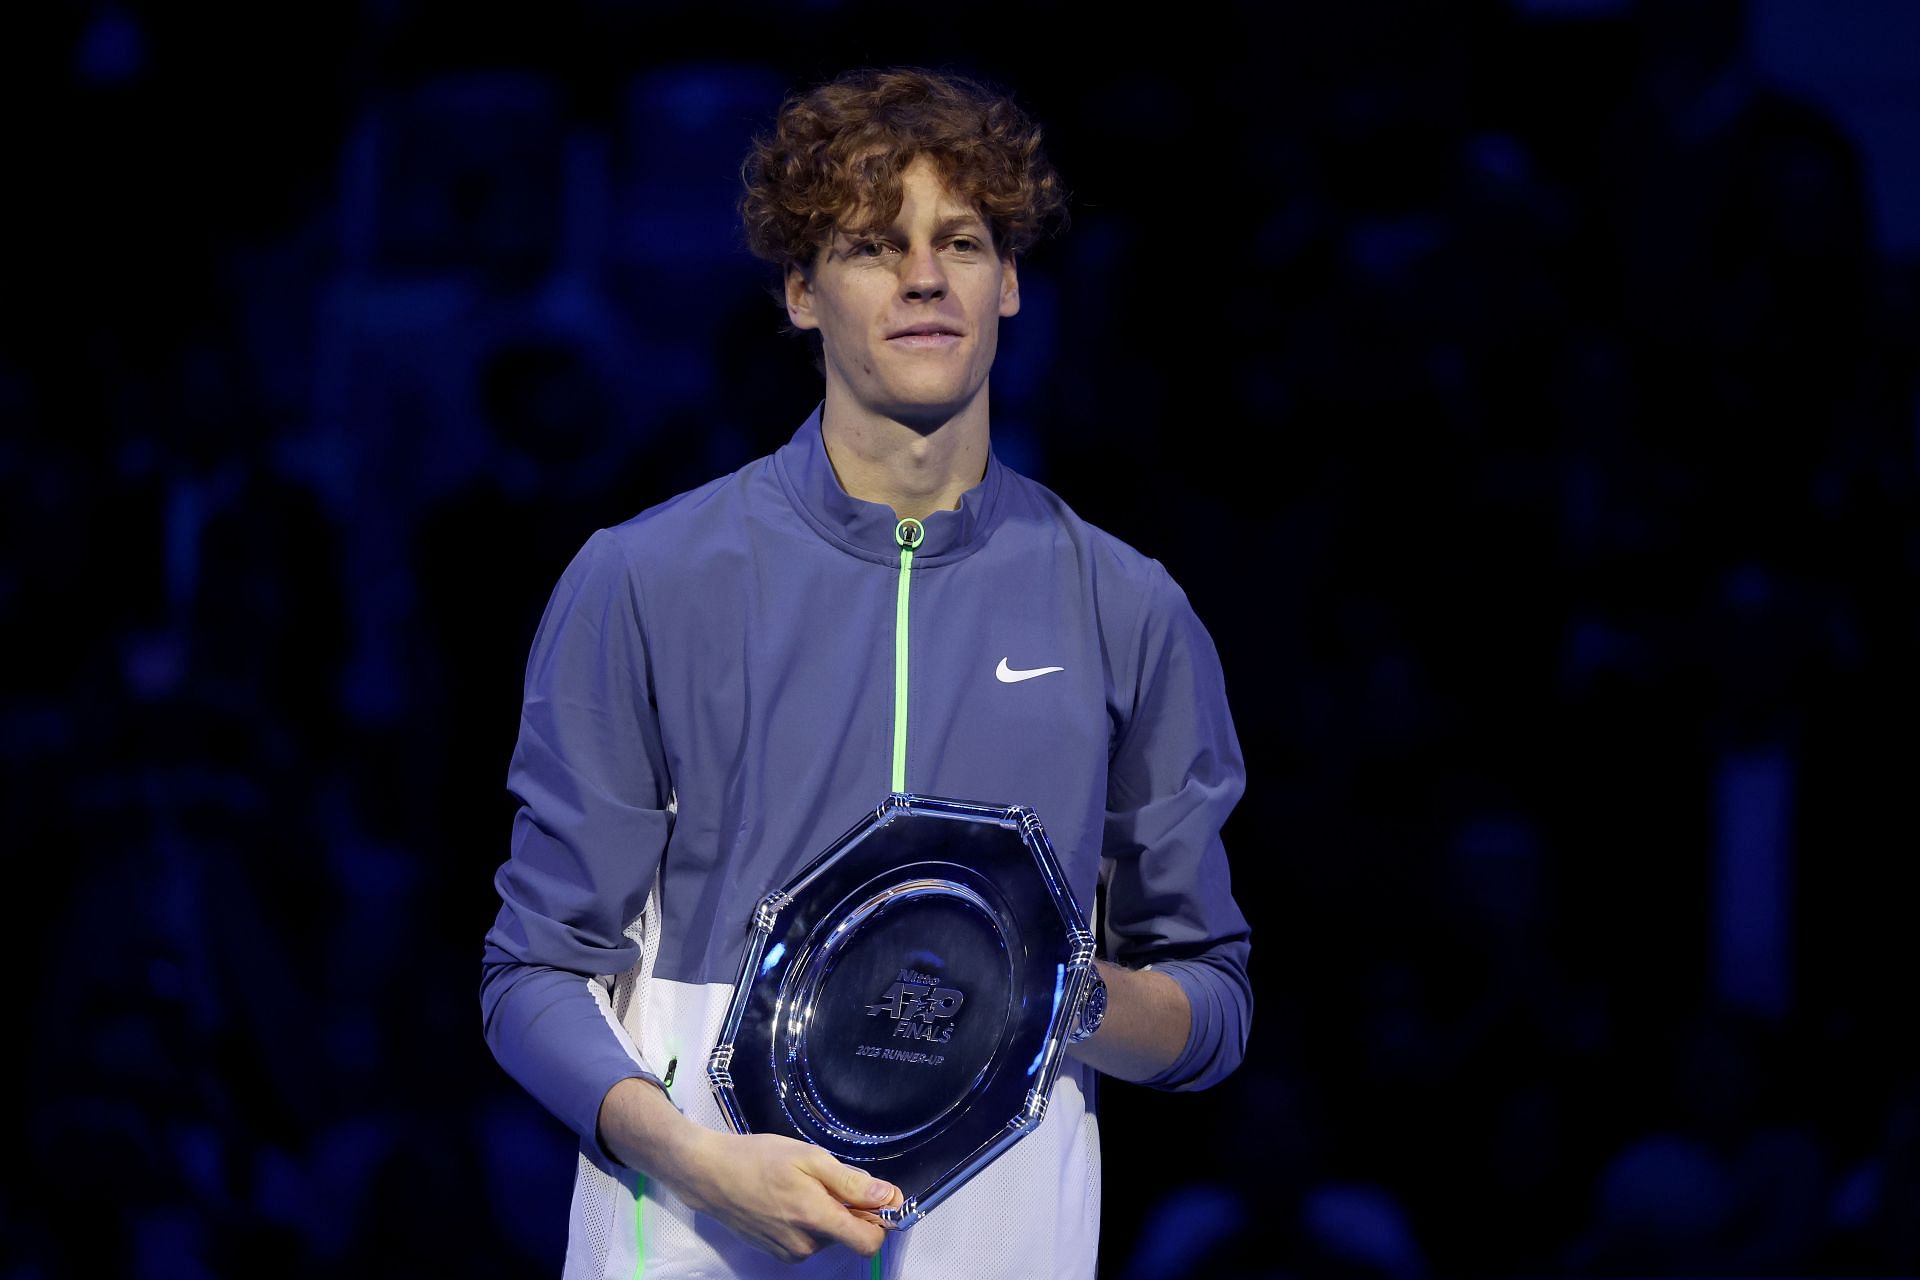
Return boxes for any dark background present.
[6,0,1919,1276]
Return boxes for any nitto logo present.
[865,970,966,1043]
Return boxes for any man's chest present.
[646,543,1119,903]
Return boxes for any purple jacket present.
[479,409,1251,1277]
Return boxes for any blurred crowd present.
[5,2,1918,1276]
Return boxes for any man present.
[481,68,1251,1278]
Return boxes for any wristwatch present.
[1067,966,1108,1044]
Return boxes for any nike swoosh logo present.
[996,657,1065,683]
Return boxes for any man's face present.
[786,155,1021,431]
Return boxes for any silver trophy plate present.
[707,794,1096,1229]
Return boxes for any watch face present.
[1067,969,1106,1043]
[1080,972,1107,1038]
[707,794,1097,1228]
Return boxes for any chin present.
[885,400,969,433]
[872,380,978,424]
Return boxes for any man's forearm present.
[1065,959,1191,1081]
[597,1076,715,1184]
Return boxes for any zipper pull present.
[895,517,924,553]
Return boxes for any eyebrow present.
[929,214,990,237]
[840,212,990,242]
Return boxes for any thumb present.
[834,1163,898,1208]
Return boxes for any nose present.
[900,244,948,302]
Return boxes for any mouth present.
[886,323,963,349]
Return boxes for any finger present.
[818,1210,888,1257]
[851,1181,904,1212]
[774,1220,829,1264]
[802,1150,897,1208]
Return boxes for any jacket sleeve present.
[1102,561,1252,1092]
[479,528,675,1165]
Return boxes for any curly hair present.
[741,67,1067,274]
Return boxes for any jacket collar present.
[773,405,1004,566]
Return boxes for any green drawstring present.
[632,1173,646,1277]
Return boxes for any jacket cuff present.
[1136,952,1250,1092]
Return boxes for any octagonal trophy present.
[707,794,1097,1229]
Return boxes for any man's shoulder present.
[997,464,1179,604]
[597,451,777,560]
[543,452,782,614]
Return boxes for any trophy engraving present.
[866,972,967,1041]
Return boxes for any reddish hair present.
[741,67,1066,274]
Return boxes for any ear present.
[786,265,820,331]
[998,254,1021,319]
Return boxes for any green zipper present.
[881,515,923,1279]
[891,518,923,793]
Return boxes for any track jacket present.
[481,409,1252,1278]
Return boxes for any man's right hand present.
[673,1128,901,1261]
[597,1076,902,1263]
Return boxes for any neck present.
[818,386,991,522]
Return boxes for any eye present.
[849,238,892,259]
[947,236,980,253]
